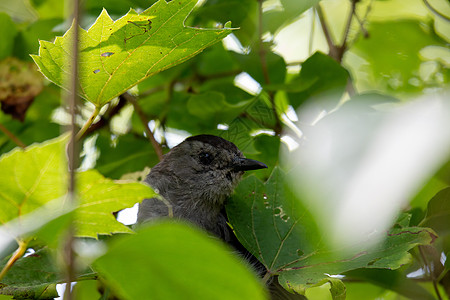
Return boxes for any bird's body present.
[137,135,267,243]
[137,135,302,299]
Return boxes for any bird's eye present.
[199,152,214,165]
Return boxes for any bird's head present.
[151,135,267,204]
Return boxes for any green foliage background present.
[0,0,449,299]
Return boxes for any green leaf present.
[0,249,60,299]
[191,0,258,46]
[263,0,320,34]
[95,133,160,179]
[31,0,234,107]
[232,50,287,85]
[0,134,155,240]
[0,13,17,60]
[422,187,450,236]
[187,91,250,126]
[287,52,349,109]
[0,135,67,225]
[76,169,156,238]
[94,221,268,300]
[227,167,437,294]
[343,269,436,300]
[349,20,447,94]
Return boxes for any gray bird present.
[137,134,267,244]
[137,134,303,299]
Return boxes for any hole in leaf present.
[101,52,114,57]
[273,207,281,215]
[282,214,289,221]
[93,69,100,74]
[297,249,304,256]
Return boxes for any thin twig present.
[315,4,340,62]
[257,0,282,135]
[309,9,316,55]
[0,123,26,149]
[0,239,28,281]
[257,0,271,85]
[76,106,101,140]
[65,0,81,298]
[340,0,357,53]
[123,93,164,161]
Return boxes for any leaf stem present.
[0,239,29,281]
[262,271,271,284]
[0,122,26,149]
[122,92,164,161]
[76,106,101,141]
[419,246,443,300]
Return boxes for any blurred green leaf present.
[344,269,435,300]
[192,0,258,46]
[0,134,155,240]
[422,187,450,236]
[94,221,268,300]
[232,50,287,85]
[350,20,447,94]
[0,0,38,23]
[31,0,234,107]
[187,91,250,126]
[95,133,160,179]
[287,52,349,109]
[0,135,67,225]
[0,84,61,155]
[196,43,240,76]
[30,0,64,20]
[0,13,17,60]
[14,19,63,60]
[263,0,320,34]
[75,169,156,238]
[227,167,438,295]
[72,279,101,300]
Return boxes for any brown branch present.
[341,0,357,53]
[316,4,340,62]
[0,122,26,149]
[316,0,359,63]
[123,92,163,161]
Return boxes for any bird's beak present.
[232,157,268,172]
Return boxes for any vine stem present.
[0,122,26,149]
[122,92,164,161]
[419,246,443,300]
[76,105,101,141]
[257,0,282,135]
[262,271,271,284]
[0,239,29,281]
[65,0,81,298]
